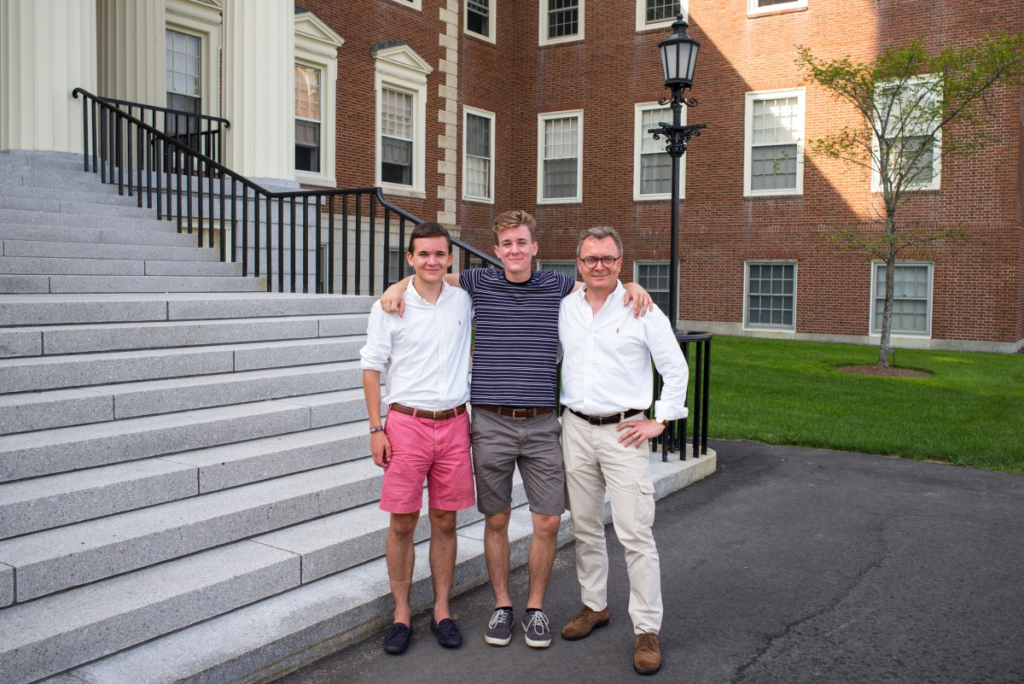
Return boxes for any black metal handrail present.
[100,96,230,166]
[649,330,712,461]
[72,88,499,294]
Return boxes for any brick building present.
[2,0,1022,352]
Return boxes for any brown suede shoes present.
[560,605,610,640]
[634,632,662,674]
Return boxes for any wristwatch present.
[369,425,385,434]
[654,418,669,427]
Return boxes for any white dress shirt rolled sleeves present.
[559,281,689,421]
[360,279,473,412]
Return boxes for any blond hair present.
[493,210,537,243]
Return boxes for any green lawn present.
[693,336,1024,473]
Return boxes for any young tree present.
[797,34,1024,367]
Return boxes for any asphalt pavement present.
[277,440,1024,684]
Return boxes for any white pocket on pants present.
[636,479,656,530]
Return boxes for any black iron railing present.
[101,97,230,167]
[72,88,498,293]
[649,330,712,461]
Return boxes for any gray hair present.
[576,226,623,259]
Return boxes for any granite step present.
[0,359,365,435]
[0,183,159,208]
[0,195,164,219]
[0,459,383,601]
[5,313,363,357]
[0,540,301,684]
[0,208,183,231]
[0,388,367,482]
[0,293,374,328]
[2,238,222,263]
[0,223,199,248]
[0,420,370,539]
[0,256,241,278]
[2,274,264,297]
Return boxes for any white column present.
[96,0,166,106]
[0,0,98,153]
[223,0,295,181]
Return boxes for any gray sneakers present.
[485,607,514,646]
[522,609,552,648]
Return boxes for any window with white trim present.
[390,0,423,9]
[389,248,404,283]
[871,262,932,335]
[540,0,584,45]
[374,44,432,196]
[466,0,495,41]
[464,108,495,202]
[744,88,804,196]
[634,103,682,200]
[538,111,583,203]
[539,260,577,279]
[166,28,201,138]
[636,0,683,31]
[745,262,796,330]
[636,262,672,315]
[872,76,942,192]
[748,0,807,15]
[295,64,321,173]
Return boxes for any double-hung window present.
[464,108,495,202]
[871,262,932,335]
[872,76,942,192]
[748,0,808,14]
[540,0,584,45]
[294,64,321,173]
[539,260,577,279]
[381,88,415,186]
[635,262,673,316]
[634,103,680,200]
[166,29,202,141]
[466,0,495,41]
[744,88,804,196]
[636,0,682,31]
[538,111,583,203]
[745,262,796,330]
[373,43,432,196]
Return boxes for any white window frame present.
[633,260,678,318]
[389,0,423,10]
[743,87,805,197]
[633,102,684,201]
[743,261,798,332]
[165,0,222,119]
[871,75,942,193]
[539,0,585,46]
[748,0,808,15]
[294,11,344,188]
[463,106,495,203]
[374,44,433,198]
[465,0,496,43]
[537,110,583,204]
[869,261,933,337]
[635,0,686,32]
[538,260,578,279]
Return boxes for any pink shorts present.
[380,409,475,514]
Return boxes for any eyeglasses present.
[579,256,622,268]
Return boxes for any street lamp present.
[650,14,706,329]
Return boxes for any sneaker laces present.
[488,609,511,629]
[524,610,550,635]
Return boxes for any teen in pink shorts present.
[360,222,474,655]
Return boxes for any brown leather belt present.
[568,408,644,426]
[474,405,556,419]
[389,403,467,421]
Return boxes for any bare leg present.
[526,512,561,610]
[386,511,420,625]
[429,508,458,620]
[483,508,512,608]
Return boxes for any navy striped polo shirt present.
[459,268,575,407]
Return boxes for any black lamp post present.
[650,14,705,329]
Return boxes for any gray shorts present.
[470,407,565,516]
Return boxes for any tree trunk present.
[877,219,897,367]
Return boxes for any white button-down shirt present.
[559,281,689,421]
[360,278,472,411]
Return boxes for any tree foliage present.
[796,34,1024,366]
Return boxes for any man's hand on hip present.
[616,418,665,449]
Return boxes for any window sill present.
[748,5,808,19]
[633,194,684,202]
[463,195,495,205]
[743,192,803,199]
[295,172,337,189]
[380,184,427,200]
[537,197,583,205]
[539,35,584,47]
[465,30,497,45]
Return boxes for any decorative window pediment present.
[372,42,434,84]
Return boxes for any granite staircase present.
[0,151,715,684]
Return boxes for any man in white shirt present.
[557,226,689,675]
[360,222,475,655]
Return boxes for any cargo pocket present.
[636,478,656,530]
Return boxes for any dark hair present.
[408,222,452,254]
[576,226,623,258]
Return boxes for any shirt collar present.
[407,276,450,305]
[577,280,625,311]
